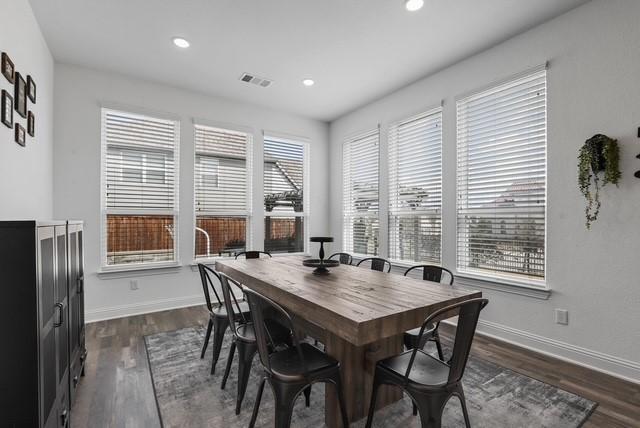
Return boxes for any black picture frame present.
[27,75,36,103]
[27,111,35,137]
[1,52,14,84]
[1,90,12,129]
[15,123,26,147]
[14,72,27,118]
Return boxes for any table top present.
[216,255,481,346]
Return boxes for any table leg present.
[323,333,404,428]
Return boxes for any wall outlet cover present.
[554,308,569,325]
[129,280,139,290]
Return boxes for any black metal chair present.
[328,252,353,265]
[245,288,350,428]
[197,263,251,375]
[218,273,295,415]
[235,250,272,259]
[403,265,455,361]
[356,257,392,273]
[365,298,489,428]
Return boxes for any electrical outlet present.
[554,309,569,325]
[129,280,139,290]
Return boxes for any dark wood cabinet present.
[0,220,86,427]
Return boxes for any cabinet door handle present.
[77,275,84,293]
[60,409,68,425]
[53,303,64,327]
[73,375,79,386]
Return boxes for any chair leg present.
[200,318,213,359]
[413,402,418,416]
[210,316,229,375]
[456,386,471,428]
[249,377,266,428]
[272,381,305,428]
[303,385,311,407]
[331,372,350,428]
[220,340,236,390]
[413,391,449,428]
[235,341,258,415]
[433,331,444,361]
[365,372,381,428]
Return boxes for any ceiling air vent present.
[239,72,273,88]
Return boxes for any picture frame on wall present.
[14,72,27,118]
[1,52,14,84]
[27,75,36,103]
[1,90,12,129]
[27,111,35,137]
[15,123,26,147]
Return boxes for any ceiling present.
[29,0,589,122]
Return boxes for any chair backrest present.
[243,288,306,376]
[328,252,353,265]
[404,265,454,285]
[197,263,223,311]
[235,250,272,260]
[404,298,488,386]
[219,273,249,334]
[356,257,391,273]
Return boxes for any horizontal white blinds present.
[194,125,252,214]
[101,108,179,266]
[104,110,178,210]
[389,109,442,264]
[343,129,379,256]
[264,138,305,214]
[456,68,546,281]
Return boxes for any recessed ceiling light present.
[302,79,315,87]
[405,0,424,12]
[172,37,190,48]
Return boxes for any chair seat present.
[379,349,450,388]
[211,301,250,318]
[234,319,292,345]
[269,343,339,381]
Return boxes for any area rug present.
[144,327,597,427]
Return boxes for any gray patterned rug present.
[144,327,596,427]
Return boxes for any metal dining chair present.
[328,252,353,265]
[218,273,294,415]
[365,298,489,428]
[245,288,350,428]
[356,257,392,273]
[198,264,251,375]
[235,250,272,259]
[403,265,455,361]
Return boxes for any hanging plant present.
[577,134,621,229]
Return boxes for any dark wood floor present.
[71,306,640,428]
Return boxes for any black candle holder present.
[303,237,339,275]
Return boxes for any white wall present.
[0,0,54,219]
[329,0,640,383]
[53,63,330,322]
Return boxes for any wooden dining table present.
[215,255,481,427]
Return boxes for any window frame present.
[99,107,181,272]
[455,66,548,288]
[388,107,443,266]
[262,134,310,255]
[192,123,254,261]
[342,127,381,258]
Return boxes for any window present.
[194,125,252,259]
[389,108,442,264]
[456,68,547,283]
[343,129,379,256]
[101,109,179,267]
[263,136,307,253]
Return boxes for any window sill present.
[97,261,182,278]
[454,273,551,300]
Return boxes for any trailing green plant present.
[578,134,621,229]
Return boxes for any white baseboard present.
[472,319,640,385]
[85,294,204,323]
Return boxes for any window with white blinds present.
[101,108,179,267]
[456,67,546,283]
[343,129,379,256]
[194,125,253,259]
[264,136,307,254]
[389,108,442,264]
